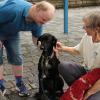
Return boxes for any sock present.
[0,79,4,86]
[0,79,5,91]
[15,76,23,86]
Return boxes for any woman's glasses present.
[83,25,92,29]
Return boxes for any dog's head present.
[37,33,57,58]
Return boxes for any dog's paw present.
[34,92,50,100]
[41,94,50,100]
[34,92,41,100]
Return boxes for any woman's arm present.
[56,42,80,55]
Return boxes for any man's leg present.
[0,65,4,80]
[0,41,3,80]
[0,41,6,96]
[3,37,29,96]
[58,61,86,86]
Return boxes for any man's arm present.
[0,0,16,24]
[31,25,42,46]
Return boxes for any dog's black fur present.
[35,33,64,100]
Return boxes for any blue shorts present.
[0,37,23,65]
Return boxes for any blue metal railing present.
[64,0,68,34]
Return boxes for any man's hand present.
[0,41,2,49]
[32,36,38,46]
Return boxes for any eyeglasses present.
[83,25,91,29]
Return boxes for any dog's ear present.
[37,33,47,45]
[52,36,57,47]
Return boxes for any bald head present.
[36,1,55,12]
[29,1,55,25]
[36,1,55,22]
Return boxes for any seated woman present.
[55,11,100,100]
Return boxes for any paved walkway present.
[1,6,100,100]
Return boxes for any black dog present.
[36,33,64,100]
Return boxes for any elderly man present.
[0,0,55,96]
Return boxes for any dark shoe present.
[0,85,6,96]
[16,82,30,97]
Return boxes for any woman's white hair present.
[83,11,100,29]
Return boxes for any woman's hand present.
[83,79,100,100]
[56,41,63,52]
[53,41,63,56]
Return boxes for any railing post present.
[64,0,68,34]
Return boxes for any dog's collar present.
[42,51,55,60]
